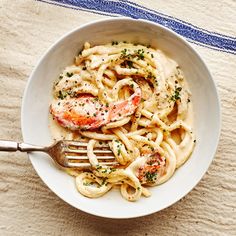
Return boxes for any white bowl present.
[21,18,221,219]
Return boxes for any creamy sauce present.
[49,41,195,201]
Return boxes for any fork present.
[0,140,118,168]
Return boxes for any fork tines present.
[63,140,118,168]
[66,161,118,168]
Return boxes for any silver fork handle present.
[0,140,47,152]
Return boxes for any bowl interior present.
[21,18,220,219]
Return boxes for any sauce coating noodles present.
[49,42,195,201]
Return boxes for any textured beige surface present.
[0,0,236,235]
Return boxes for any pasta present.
[49,41,196,201]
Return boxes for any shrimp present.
[50,87,141,130]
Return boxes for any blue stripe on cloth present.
[37,0,236,54]
[37,0,116,17]
[120,0,236,40]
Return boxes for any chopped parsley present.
[109,167,116,173]
[149,146,154,151]
[127,60,133,68]
[112,41,118,45]
[120,48,128,59]
[120,48,145,61]
[58,90,67,99]
[147,71,155,79]
[171,87,182,101]
[145,171,157,182]
[127,60,134,68]
[96,165,102,170]
[101,178,107,185]
[136,49,145,60]
[117,147,121,156]
[120,60,134,68]
[100,167,116,174]
[66,72,73,77]
[121,48,127,54]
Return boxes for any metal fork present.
[0,140,118,168]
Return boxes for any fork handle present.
[0,140,46,152]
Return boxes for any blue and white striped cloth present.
[37,0,236,54]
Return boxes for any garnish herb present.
[136,49,145,60]
[110,167,116,173]
[58,90,66,99]
[101,178,107,185]
[121,60,134,68]
[147,71,156,80]
[171,87,182,101]
[117,147,121,156]
[66,72,73,77]
[145,171,157,182]
[127,60,133,68]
